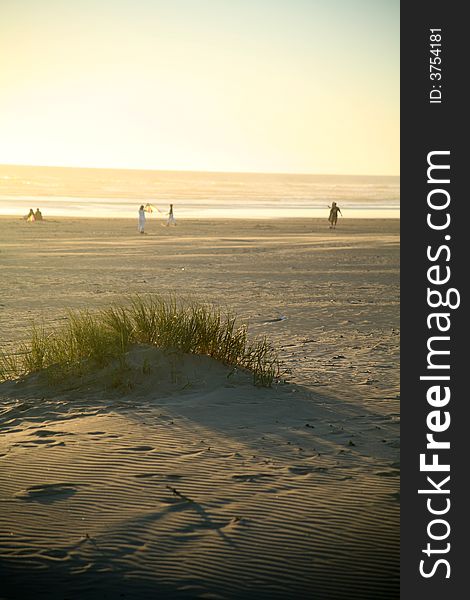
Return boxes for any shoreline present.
[0,214,400,222]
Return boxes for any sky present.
[0,0,399,176]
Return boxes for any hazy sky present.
[0,0,399,175]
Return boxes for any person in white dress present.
[166,204,176,226]
[138,205,146,234]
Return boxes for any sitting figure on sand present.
[328,202,342,229]
[24,208,35,222]
[166,204,176,226]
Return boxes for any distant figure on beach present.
[34,208,43,221]
[328,202,342,229]
[166,204,176,226]
[25,209,35,222]
[138,205,146,234]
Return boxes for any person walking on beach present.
[34,208,43,221]
[138,204,146,234]
[166,203,176,226]
[328,202,342,229]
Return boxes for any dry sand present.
[0,217,399,599]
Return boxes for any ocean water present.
[0,165,399,219]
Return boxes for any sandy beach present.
[0,217,400,599]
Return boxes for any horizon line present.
[0,162,400,179]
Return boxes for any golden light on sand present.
[0,217,400,598]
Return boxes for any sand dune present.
[0,218,399,599]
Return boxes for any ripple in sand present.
[232,473,274,482]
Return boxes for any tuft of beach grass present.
[0,295,279,387]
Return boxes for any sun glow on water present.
[0,165,399,219]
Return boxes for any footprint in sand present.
[29,429,69,438]
[288,466,329,475]
[119,445,155,452]
[15,483,85,503]
[14,440,66,448]
[288,466,314,475]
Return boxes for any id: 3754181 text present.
[429,28,442,104]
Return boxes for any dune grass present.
[0,295,279,387]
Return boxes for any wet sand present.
[0,217,399,599]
